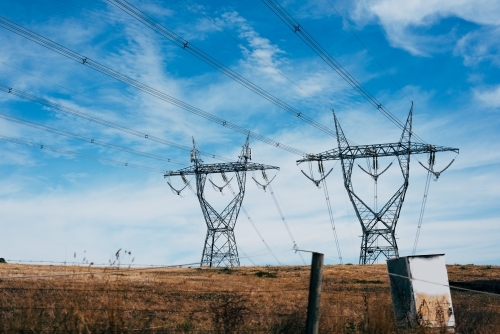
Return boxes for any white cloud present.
[455,26,500,67]
[214,11,287,82]
[354,0,500,27]
[473,85,500,109]
[349,0,500,56]
[127,1,174,18]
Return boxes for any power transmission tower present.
[165,136,279,267]
[297,104,459,264]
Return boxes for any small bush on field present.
[176,319,194,333]
[208,293,249,334]
[218,267,234,275]
[254,270,277,278]
[270,309,304,334]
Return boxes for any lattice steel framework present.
[165,136,279,267]
[297,105,459,264]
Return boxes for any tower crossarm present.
[297,143,459,164]
[165,162,279,176]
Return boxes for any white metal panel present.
[408,255,455,327]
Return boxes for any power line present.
[261,0,426,144]
[236,247,256,266]
[251,149,308,265]
[0,112,186,165]
[323,0,412,102]
[0,135,165,174]
[181,0,331,111]
[320,175,343,264]
[225,182,284,265]
[181,0,361,147]
[413,171,432,255]
[266,183,307,265]
[0,15,307,157]
[344,190,357,258]
[0,84,230,162]
[108,0,338,139]
[0,59,191,132]
[0,60,97,101]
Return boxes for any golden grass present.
[0,263,498,333]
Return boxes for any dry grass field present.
[0,261,498,333]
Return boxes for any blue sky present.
[0,0,498,266]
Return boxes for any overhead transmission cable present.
[252,149,306,265]
[224,182,284,265]
[413,171,432,255]
[236,247,256,266]
[181,0,328,110]
[181,0,358,147]
[0,60,188,131]
[307,161,342,264]
[411,150,457,255]
[266,182,306,265]
[0,135,165,174]
[0,84,230,162]
[107,0,340,140]
[323,0,412,102]
[320,177,342,264]
[0,60,100,103]
[0,112,186,165]
[261,0,426,144]
[0,16,306,157]
[344,191,357,257]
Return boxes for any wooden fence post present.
[306,252,324,334]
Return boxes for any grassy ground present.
[0,262,498,333]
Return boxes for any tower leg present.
[201,229,240,267]
[360,230,399,264]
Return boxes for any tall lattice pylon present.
[165,136,279,267]
[334,108,412,264]
[297,104,459,264]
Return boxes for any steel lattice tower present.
[165,136,279,267]
[297,105,459,264]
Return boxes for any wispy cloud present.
[348,0,500,56]
[455,26,500,67]
[473,84,500,109]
